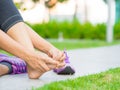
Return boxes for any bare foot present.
[27,65,44,79]
[0,64,9,76]
[27,63,57,79]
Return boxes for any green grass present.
[31,40,120,90]
[0,39,119,90]
[33,67,120,90]
[48,39,120,50]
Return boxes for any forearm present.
[0,30,31,62]
[25,24,55,54]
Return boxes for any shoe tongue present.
[65,53,70,63]
[65,57,70,63]
[64,51,70,63]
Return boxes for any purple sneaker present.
[53,51,75,75]
[0,54,27,74]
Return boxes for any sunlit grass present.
[31,40,120,90]
[33,67,120,90]
[48,39,120,50]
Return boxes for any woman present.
[0,0,75,79]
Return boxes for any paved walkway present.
[0,45,120,90]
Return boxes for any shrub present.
[28,20,120,40]
[114,22,120,39]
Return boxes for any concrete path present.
[0,45,120,90]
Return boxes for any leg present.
[6,22,44,79]
[6,22,57,78]
[0,0,41,78]
[24,24,65,68]
[0,54,25,76]
[23,24,75,75]
[0,0,58,79]
[6,22,34,51]
[0,60,13,76]
[0,64,9,76]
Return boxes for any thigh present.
[0,0,23,32]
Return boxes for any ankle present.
[0,64,9,76]
[27,66,44,79]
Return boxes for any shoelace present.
[0,54,27,74]
[12,60,27,73]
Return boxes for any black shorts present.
[0,0,24,32]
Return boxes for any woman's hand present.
[47,47,66,68]
[25,51,59,72]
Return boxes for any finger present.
[54,51,64,61]
[39,62,50,72]
[32,62,45,72]
[59,52,66,61]
[48,52,53,58]
[47,64,57,69]
[44,57,59,65]
[37,65,45,72]
[52,50,61,60]
[56,61,65,69]
[52,53,58,60]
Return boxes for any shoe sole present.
[57,66,75,75]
